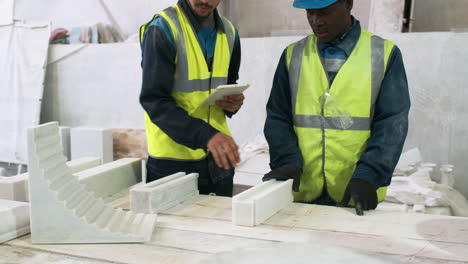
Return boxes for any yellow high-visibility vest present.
[286,29,395,203]
[140,5,236,161]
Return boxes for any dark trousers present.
[146,154,234,197]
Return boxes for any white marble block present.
[0,199,30,243]
[0,173,29,202]
[75,158,142,199]
[130,172,199,214]
[28,122,156,244]
[71,127,113,164]
[68,157,102,174]
[232,179,293,227]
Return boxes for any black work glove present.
[338,178,377,216]
[263,165,302,192]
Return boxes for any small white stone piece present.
[232,179,293,227]
[130,172,199,214]
[71,127,113,164]
[440,165,455,188]
[28,122,156,244]
[75,158,142,199]
[0,199,30,243]
[412,204,426,213]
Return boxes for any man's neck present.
[196,12,215,30]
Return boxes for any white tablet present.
[201,84,250,106]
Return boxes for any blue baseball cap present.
[293,0,338,9]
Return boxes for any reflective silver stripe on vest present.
[370,35,385,120]
[164,7,189,81]
[322,58,346,73]
[211,77,228,89]
[220,16,235,55]
[294,115,371,131]
[173,77,228,93]
[289,37,308,115]
[289,33,386,131]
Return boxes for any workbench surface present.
[2,195,467,263]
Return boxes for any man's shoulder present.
[362,29,397,45]
[285,35,311,51]
[147,16,170,30]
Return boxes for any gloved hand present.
[338,178,377,216]
[263,165,302,192]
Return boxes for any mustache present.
[195,3,213,8]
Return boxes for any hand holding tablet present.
[201,84,250,106]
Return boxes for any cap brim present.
[293,0,338,9]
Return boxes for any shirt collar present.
[178,0,225,33]
[317,17,361,57]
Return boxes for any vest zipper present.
[207,76,212,153]
[320,100,328,197]
[318,41,331,198]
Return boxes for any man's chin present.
[194,8,213,17]
[315,34,335,43]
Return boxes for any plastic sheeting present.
[0,0,13,25]
[0,19,50,163]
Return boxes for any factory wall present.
[14,0,177,37]
[41,32,468,198]
[412,0,468,32]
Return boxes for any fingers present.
[224,94,244,104]
[215,100,240,112]
[369,195,378,210]
[220,140,239,169]
[351,193,364,216]
[215,94,245,112]
[292,178,300,192]
[210,144,224,168]
[225,138,240,165]
[338,190,351,207]
[207,133,240,170]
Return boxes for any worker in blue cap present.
[263,0,411,215]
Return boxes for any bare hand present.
[207,133,240,169]
[215,93,245,112]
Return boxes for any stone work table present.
[2,195,467,263]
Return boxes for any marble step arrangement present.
[27,122,156,244]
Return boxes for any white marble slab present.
[75,158,142,200]
[130,172,199,213]
[232,179,293,226]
